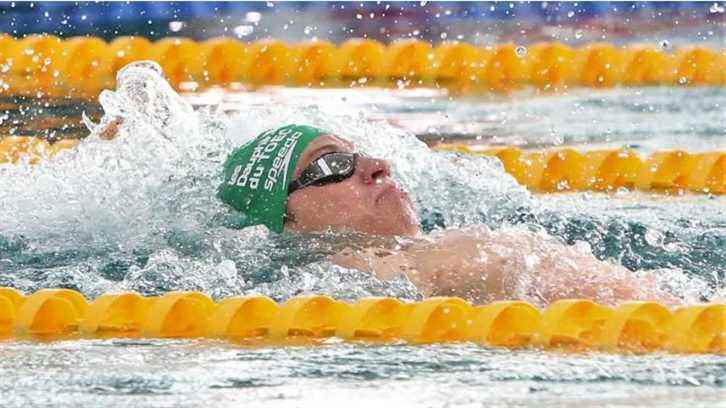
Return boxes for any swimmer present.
[213,124,681,306]
[94,64,684,307]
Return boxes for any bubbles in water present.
[574,30,583,39]
[659,40,670,50]
[567,11,575,18]
[709,2,725,13]
[515,45,527,57]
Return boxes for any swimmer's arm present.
[421,228,681,306]
[330,247,436,292]
[403,228,680,306]
[329,242,502,300]
[330,228,680,306]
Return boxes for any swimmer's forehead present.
[294,135,355,178]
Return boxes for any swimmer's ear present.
[283,211,296,227]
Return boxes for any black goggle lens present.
[288,152,357,194]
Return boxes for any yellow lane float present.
[0,288,25,337]
[537,299,613,349]
[80,292,150,337]
[636,150,697,193]
[13,289,88,338]
[686,153,726,194]
[484,43,528,92]
[435,144,726,195]
[0,33,17,92]
[577,43,627,88]
[60,36,114,98]
[140,291,215,338]
[200,37,249,86]
[385,39,434,84]
[599,301,673,352]
[1,288,723,354]
[206,296,279,340]
[269,295,348,340]
[675,47,722,86]
[336,297,412,341]
[401,297,472,344]
[0,35,722,97]
[432,41,490,91]
[465,301,541,348]
[623,46,677,86]
[582,149,642,191]
[108,36,153,75]
[337,38,386,82]
[242,39,295,86]
[150,37,203,89]
[528,42,577,91]
[0,136,51,164]
[5,34,64,97]
[668,303,725,354]
[291,40,339,86]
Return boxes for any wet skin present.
[283,135,681,306]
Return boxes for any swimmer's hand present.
[95,117,123,140]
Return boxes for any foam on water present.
[0,62,722,303]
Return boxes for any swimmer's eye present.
[288,152,358,195]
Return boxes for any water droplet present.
[515,45,527,57]
[168,21,184,32]
[645,229,664,247]
[709,2,725,13]
[574,30,583,39]
[233,25,254,37]
[659,40,670,50]
[567,11,575,18]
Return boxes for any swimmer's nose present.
[357,156,391,184]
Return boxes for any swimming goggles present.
[288,152,358,194]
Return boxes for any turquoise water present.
[0,63,725,406]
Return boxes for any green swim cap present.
[218,124,328,233]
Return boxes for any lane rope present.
[0,35,723,98]
[1,287,723,353]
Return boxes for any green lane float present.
[1,288,723,354]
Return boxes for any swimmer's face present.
[285,135,420,236]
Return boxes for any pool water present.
[0,63,725,406]
[1,339,725,407]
